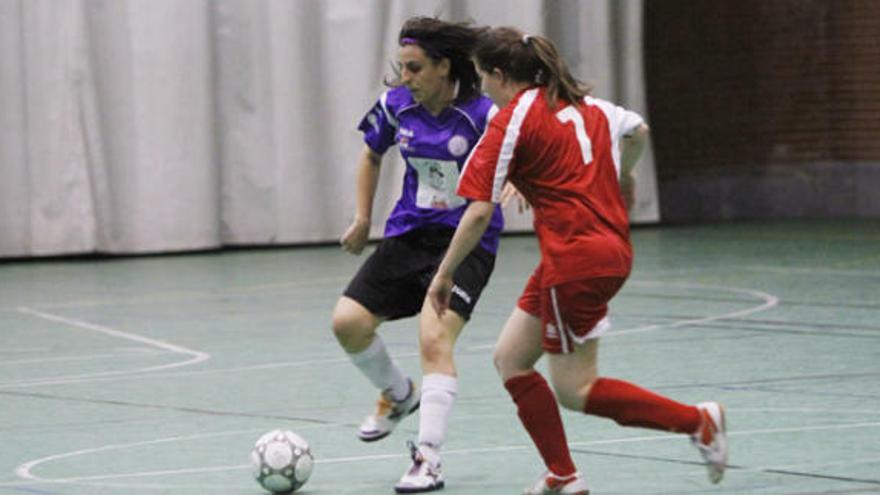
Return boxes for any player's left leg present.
[393,300,465,493]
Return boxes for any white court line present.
[9,420,880,487]
[7,307,210,386]
[0,352,419,390]
[0,276,352,313]
[466,282,779,351]
[0,283,776,388]
[10,423,345,486]
[611,282,778,337]
[764,455,880,472]
[743,265,880,278]
[0,350,163,367]
[731,407,880,415]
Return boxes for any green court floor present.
[1,220,878,494]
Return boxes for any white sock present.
[348,337,410,401]
[417,373,458,449]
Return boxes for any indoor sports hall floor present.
[1,220,879,495]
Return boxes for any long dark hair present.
[386,17,484,103]
[473,27,590,108]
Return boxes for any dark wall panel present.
[645,0,880,220]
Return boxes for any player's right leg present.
[494,304,587,495]
[331,296,418,442]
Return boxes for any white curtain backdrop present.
[0,0,659,257]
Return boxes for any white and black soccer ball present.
[251,429,314,494]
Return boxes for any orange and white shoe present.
[357,378,420,442]
[523,471,589,495]
[691,401,728,484]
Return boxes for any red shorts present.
[517,270,626,354]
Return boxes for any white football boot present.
[691,401,728,484]
[394,441,444,493]
[523,471,589,495]
[357,378,420,442]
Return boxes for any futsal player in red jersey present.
[427,27,728,494]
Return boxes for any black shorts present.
[343,228,496,321]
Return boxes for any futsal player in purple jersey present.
[330,17,502,493]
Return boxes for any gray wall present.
[0,0,659,257]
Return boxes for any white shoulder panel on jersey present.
[584,96,645,177]
[487,104,499,123]
[379,91,399,129]
[584,96,644,140]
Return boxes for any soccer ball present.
[251,429,314,493]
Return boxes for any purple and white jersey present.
[358,86,504,254]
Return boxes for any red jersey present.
[458,88,645,287]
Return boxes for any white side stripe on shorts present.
[549,287,571,354]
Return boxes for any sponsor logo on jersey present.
[451,285,472,304]
[399,127,414,150]
[546,323,558,338]
[447,135,469,157]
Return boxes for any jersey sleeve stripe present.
[491,88,540,202]
[451,106,480,134]
[379,91,399,128]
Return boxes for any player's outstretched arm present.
[341,145,383,254]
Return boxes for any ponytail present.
[528,35,588,108]
[474,27,590,108]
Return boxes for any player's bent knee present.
[492,349,504,374]
[554,379,595,411]
[492,348,528,380]
[492,348,508,375]
[555,389,585,411]
[331,303,376,351]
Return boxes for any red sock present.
[504,371,577,477]
[584,377,701,434]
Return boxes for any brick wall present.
[645,0,880,173]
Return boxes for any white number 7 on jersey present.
[556,107,593,165]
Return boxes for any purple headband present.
[400,37,418,46]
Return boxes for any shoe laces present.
[407,440,425,462]
[405,440,426,475]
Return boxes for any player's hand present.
[340,218,370,254]
[500,181,531,213]
[427,272,454,318]
[619,172,636,212]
